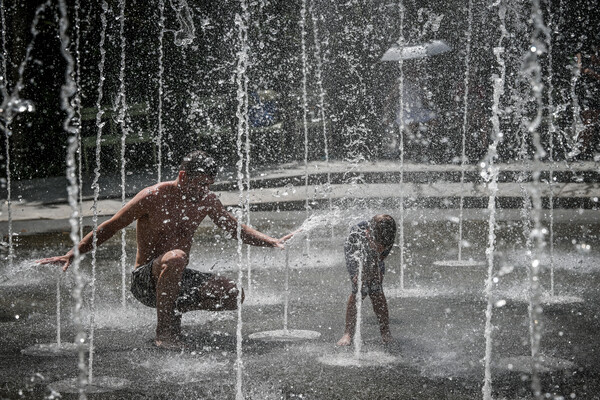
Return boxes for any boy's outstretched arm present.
[205,192,292,248]
[37,190,149,271]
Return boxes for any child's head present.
[369,214,396,248]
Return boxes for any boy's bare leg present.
[371,291,393,344]
[337,293,357,346]
[152,250,187,349]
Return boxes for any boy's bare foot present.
[336,333,352,346]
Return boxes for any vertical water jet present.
[157,0,165,182]
[300,0,311,255]
[523,1,550,396]
[88,0,109,383]
[308,1,333,236]
[482,3,507,398]
[457,0,474,263]
[116,0,128,307]
[1,0,12,269]
[397,1,405,290]
[57,0,87,396]
[234,0,250,397]
[74,0,83,241]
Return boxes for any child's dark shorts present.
[352,277,383,297]
[130,260,214,311]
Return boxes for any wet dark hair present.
[180,150,218,178]
[369,214,396,248]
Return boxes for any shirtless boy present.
[38,150,292,349]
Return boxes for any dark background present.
[0,0,598,181]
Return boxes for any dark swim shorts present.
[130,260,214,311]
[352,277,384,297]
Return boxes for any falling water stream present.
[1,0,50,269]
[397,1,405,290]
[300,0,310,256]
[248,232,321,342]
[56,273,62,346]
[308,2,333,236]
[457,0,474,263]
[482,3,507,398]
[6,0,79,359]
[524,0,550,396]
[157,0,165,182]
[568,62,582,157]
[116,0,128,307]
[234,0,250,397]
[353,249,363,358]
[1,0,12,270]
[544,0,556,296]
[243,14,251,298]
[283,247,290,332]
[57,0,87,396]
[87,0,109,383]
[72,0,83,242]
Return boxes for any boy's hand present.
[37,252,73,272]
[274,229,302,249]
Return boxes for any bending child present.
[337,214,396,346]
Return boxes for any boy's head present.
[369,214,396,248]
[180,150,218,179]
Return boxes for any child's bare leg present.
[371,291,392,343]
[337,293,357,346]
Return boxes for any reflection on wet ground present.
[1,211,599,399]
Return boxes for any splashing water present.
[292,208,343,239]
[170,0,195,46]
